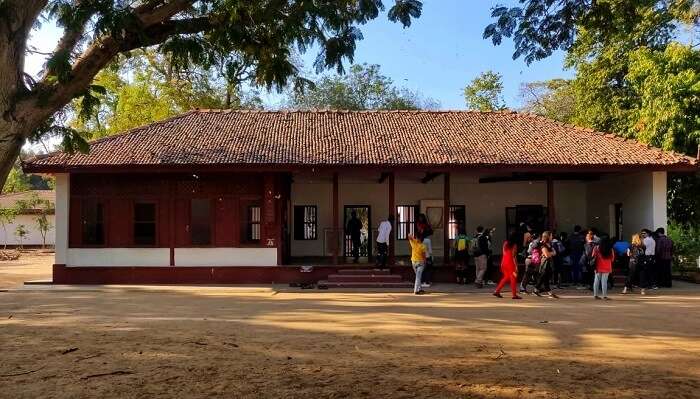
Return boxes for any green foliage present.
[70,51,263,139]
[626,43,700,154]
[0,207,18,249]
[3,166,31,194]
[518,79,575,122]
[484,0,696,64]
[14,224,27,249]
[463,71,506,111]
[289,63,437,110]
[668,222,700,269]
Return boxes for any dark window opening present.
[245,205,261,243]
[81,200,105,245]
[448,205,466,239]
[134,202,156,245]
[294,205,317,240]
[396,205,417,240]
[190,199,211,245]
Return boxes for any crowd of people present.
[387,212,675,297]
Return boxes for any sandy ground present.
[0,250,53,288]
[1,259,700,398]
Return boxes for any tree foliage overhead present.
[0,0,423,188]
[289,63,437,110]
[463,70,506,111]
[517,79,575,123]
[70,50,263,139]
[486,0,700,226]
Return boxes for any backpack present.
[455,234,469,252]
[531,246,542,266]
[470,235,481,256]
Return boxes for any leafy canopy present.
[23,0,423,153]
[463,71,506,111]
[289,63,437,110]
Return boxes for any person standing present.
[623,233,646,295]
[567,226,586,288]
[641,229,657,289]
[472,226,491,288]
[493,232,523,300]
[534,231,558,298]
[346,211,363,264]
[655,227,674,288]
[592,237,615,300]
[375,214,394,270]
[453,226,470,284]
[416,214,434,287]
[408,234,427,295]
[582,230,600,290]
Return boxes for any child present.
[408,234,427,295]
[453,226,470,284]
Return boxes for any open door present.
[343,205,371,262]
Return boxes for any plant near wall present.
[14,224,27,250]
[668,222,700,271]
[31,197,54,249]
[0,207,18,249]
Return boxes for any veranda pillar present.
[332,172,339,265]
[388,172,395,266]
[547,177,556,232]
[443,172,450,264]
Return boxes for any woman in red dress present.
[493,231,523,300]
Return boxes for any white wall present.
[55,173,69,264]
[0,214,55,246]
[174,248,277,266]
[585,171,667,238]
[68,248,170,267]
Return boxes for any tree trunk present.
[0,0,47,190]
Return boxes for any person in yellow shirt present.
[408,234,427,295]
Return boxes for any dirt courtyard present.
[1,260,700,398]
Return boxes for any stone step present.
[327,274,403,283]
[317,280,414,289]
[337,268,391,275]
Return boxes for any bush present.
[668,222,700,271]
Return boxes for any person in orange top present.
[493,232,523,300]
[593,237,615,300]
[408,234,427,295]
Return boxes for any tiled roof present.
[24,110,698,171]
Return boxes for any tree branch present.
[15,16,212,131]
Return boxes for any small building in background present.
[0,190,55,248]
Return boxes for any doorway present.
[343,205,371,262]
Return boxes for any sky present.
[25,0,574,111]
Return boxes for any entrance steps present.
[318,268,414,289]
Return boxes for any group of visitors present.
[374,212,675,297]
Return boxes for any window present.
[81,199,105,245]
[133,202,156,245]
[294,205,317,240]
[190,199,211,245]
[396,205,417,240]
[245,205,261,243]
[448,205,466,239]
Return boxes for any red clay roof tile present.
[24,110,698,171]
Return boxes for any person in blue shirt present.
[613,239,631,256]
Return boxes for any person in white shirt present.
[641,229,658,289]
[375,214,394,269]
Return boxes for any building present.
[0,190,55,248]
[23,110,698,284]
